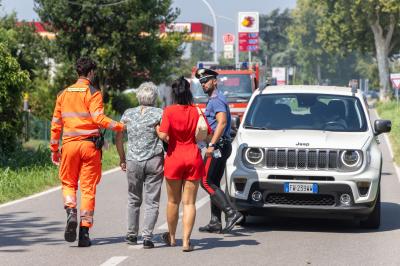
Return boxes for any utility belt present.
[214,136,231,149]
[84,134,104,150]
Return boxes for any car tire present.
[360,185,381,229]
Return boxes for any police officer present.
[195,68,243,234]
[50,57,125,247]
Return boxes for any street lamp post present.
[200,0,218,63]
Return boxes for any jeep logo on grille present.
[296,142,310,147]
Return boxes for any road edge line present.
[0,167,121,209]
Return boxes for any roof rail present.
[259,77,274,94]
[349,79,358,96]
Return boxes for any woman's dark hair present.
[76,57,97,77]
[171,76,193,105]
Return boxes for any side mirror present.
[231,116,241,130]
[374,119,391,135]
[230,116,241,139]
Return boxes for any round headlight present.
[245,148,264,165]
[340,150,361,167]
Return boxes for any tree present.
[314,0,400,100]
[0,14,52,81]
[259,9,294,68]
[0,14,54,119]
[34,0,185,95]
[0,43,29,153]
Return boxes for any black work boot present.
[78,226,91,247]
[64,207,78,242]
[143,239,155,249]
[199,202,222,233]
[210,189,243,234]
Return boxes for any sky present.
[0,0,297,52]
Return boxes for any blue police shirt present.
[205,90,231,139]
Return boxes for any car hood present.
[237,129,371,150]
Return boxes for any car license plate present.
[284,183,318,194]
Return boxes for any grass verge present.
[0,141,120,204]
[376,101,400,164]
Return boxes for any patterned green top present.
[121,106,163,161]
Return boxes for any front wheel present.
[360,186,381,229]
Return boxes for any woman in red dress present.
[158,77,210,252]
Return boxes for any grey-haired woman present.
[116,82,164,249]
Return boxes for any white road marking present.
[99,256,128,266]
[0,167,121,209]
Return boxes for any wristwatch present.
[208,143,216,148]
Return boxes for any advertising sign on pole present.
[272,67,286,85]
[238,12,259,32]
[239,32,259,52]
[238,12,259,53]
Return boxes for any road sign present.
[224,44,234,52]
[390,73,400,89]
[223,33,235,45]
[224,51,234,59]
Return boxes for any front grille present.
[266,193,335,206]
[264,148,340,170]
[268,175,335,181]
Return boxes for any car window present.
[191,74,252,103]
[243,93,368,132]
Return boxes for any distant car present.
[363,90,379,100]
[226,85,391,229]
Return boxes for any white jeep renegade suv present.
[225,85,391,228]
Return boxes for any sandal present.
[161,232,176,247]
[182,241,194,252]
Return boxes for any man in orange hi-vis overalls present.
[50,57,124,247]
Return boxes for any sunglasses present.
[199,76,215,85]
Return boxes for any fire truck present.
[191,63,262,136]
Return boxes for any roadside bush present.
[0,43,30,154]
[0,143,121,204]
[376,101,400,164]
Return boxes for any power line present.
[63,0,131,7]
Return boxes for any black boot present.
[78,226,91,247]
[64,207,78,242]
[199,202,222,233]
[210,189,243,234]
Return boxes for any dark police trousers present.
[201,139,232,222]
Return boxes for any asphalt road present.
[1,110,400,266]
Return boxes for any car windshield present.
[243,93,368,132]
[191,74,252,103]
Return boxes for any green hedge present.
[0,141,121,204]
[376,101,400,164]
